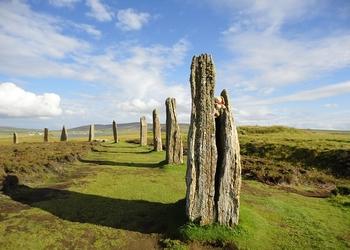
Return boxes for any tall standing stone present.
[186,54,217,224]
[13,132,18,144]
[185,54,241,227]
[165,98,183,164]
[215,89,241,226]
[112,120,118,143]
[89,124,94,142]
[44,128,49,142]
[152,109,162,151]
[60,126,68,142]
[140,116,147,146]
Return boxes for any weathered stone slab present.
[44,128,49,142]
[186,54,241,226]
[112,120,118,143]
[165,98,183,164]
[215,89,241,226]
[153,109,162,151]
[186,54,217,224]
[140,116,147,146]
[13,132,18,144]
[89,124,94,142]
[60,126,68,142]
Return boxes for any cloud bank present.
[0,83,62,118]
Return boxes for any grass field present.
[0,127,349,249]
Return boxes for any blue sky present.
[0,0,349,130]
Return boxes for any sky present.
[0,0,350,130]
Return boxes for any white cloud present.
[237,81,350,106]
[0,1,90,78]
[323,103,338,109]
[71,23,101,38]
[116,8,150,31]
[86,0,113,22]
[221,30,350,92]
[0,1,190,124]
[0,83,62,118]
[209,0,350,102]
[49,0,80,8]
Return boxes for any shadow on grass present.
[79,158,167,168]
[5,184,186,237]
[92,148,154,154]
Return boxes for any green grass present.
[0,127,350,249]
[0,128,350,249]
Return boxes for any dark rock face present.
[44,128,49,142]
[140,116,147,146]
[165,98,183,164]
[13,132,18,144]
[186,54,241,226]
[88,124,94,142]
[112,120,118,143]
[60,126,68,142]
[153,109,162,152]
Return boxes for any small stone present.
[112,120,119,143]
[44,128,49,142]
[153,109,162,151]
[13,132,18,144]
[89,124,95,142]
[140,116,147,146]
[60,126,68,142]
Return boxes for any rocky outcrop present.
[165,98,183,164]
[60,126,68,142]
[186,54,241,227]
[140,116,147,146]
[44,128,49,142]
[153,109,162,151]
[112,120,118,143]
[89,124,94,142]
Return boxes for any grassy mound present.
[0,142,95,189]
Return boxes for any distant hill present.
[71,123,190,133]
[0,123,190,134]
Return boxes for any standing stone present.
[13,132,18,144]
[89,124,94,142]
[165,98,183,164]
[44,128,49,142]
[152,109,162,151]
[186,54,217,224]
[185,54,241,227]
[140,116,147,146]
[60,126,68,142]
[112,120,118,143]
[215,89,241,226]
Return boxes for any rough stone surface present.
[112,120,118,143]
[215,89,241,226]
[60,126,68,142]
[153,109,162,151]
[89,124,95,142]
[13,132,18,144]
[186,54,217,224]
[165,98,183,164]
[186,54,241,227]
[140,116,147,146]
[0,168,5,191]
[44,128,49,142]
